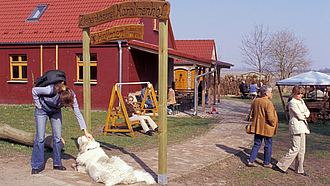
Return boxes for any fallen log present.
[0,123,65,149]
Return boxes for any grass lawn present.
[0,104,215,158]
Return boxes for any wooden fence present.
[220,73,271,96]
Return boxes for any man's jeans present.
[145,99,154,109]
[249,134,273,165]
[31,108,62,169]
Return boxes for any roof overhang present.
[128,40,234,69]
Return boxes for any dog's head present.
[77,136,98,154]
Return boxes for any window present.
[76,54,97,82]
[26,4,49,22]
[10,55,27,81]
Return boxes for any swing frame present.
[103,82,158,138]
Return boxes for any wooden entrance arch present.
[79,1,170,184]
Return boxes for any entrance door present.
[175,69,187,90]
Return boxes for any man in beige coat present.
[248,85,278,168]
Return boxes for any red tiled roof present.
[174,39,217,64]
[0,0,233,68]
[176,39,216,59]
[0,0,143,43]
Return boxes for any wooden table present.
[305,100,330,123]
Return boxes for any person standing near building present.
[274,85,310,176]
[31,82,93,174]
[248,85,278,168]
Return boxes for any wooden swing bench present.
[103,82,159,138]
[103,106,140,137]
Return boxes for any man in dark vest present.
[239,80,249,98]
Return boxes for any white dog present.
[72,136,156,186]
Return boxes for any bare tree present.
[265,29,312,80]
[240,24,269,73]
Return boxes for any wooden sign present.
[79,1,170,28]
[90,24,144,45]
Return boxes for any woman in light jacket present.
[274,85,310,176]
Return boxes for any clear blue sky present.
[169,0,330,71]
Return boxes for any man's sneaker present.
[53,166,66,171]
[31,168,41,174]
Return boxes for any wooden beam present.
[213,67,216,104]
[194,66,199,115]
[202,67,205,112]
[158,19,168,185]
[277,85,288,121]
[217,67,221,103]
[208,67,211,107]
[0,124,65,149]
[83,28,91,132]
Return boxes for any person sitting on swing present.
[125,96,158,136]
[141,85,154,109]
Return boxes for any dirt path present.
[0,99,252,185]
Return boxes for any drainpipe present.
[118,41,122,94]
[117,41,123,107]
[193,62,217,116]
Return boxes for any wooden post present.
[202,67,205,112]
[208,68,211,107]
[188,67,192,90]
[158,19,168,185]
[83,27,91,132]
[217,67,221,103]
[213,67,216,104]
[195,66,198,89]
[194,66,198,115]
[277,85,288,121]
